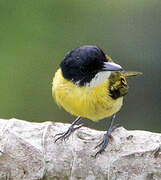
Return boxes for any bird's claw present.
[55,123,84,142]
[72,123,84,130]
[110,123,120,132]
[94,134,107,149]
[94,123,120,157]
[94,134,110,157]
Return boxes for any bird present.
[52,45,141,156]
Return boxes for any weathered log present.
[0,118,160,180]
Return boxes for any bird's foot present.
[94,124,120,157]
[55,123,84,142]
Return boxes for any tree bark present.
[0,118,160,180]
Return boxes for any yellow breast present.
[52,69,123,121]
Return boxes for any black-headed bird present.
[52,45,141,156]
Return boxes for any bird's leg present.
[55,116,83,142]
[94,114,119,157]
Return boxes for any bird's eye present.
[76,56,80,60]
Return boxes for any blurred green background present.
[0,0,161,132]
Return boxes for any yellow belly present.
[52,69,123,121]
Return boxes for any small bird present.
[52,45,141,156]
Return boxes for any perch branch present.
[0,118,161,180]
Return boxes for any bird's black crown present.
[60,46,107,86]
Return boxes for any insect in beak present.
[121,71,142,77]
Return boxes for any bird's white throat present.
[86,71,111,88]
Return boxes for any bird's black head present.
[60,46,123,86]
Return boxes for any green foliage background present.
[0,0,161,132]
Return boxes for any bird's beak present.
[103,62,123,71]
